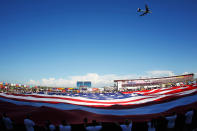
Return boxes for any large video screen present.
[84,81,91,88]
[77,81,84,88]
[77,81,91,88]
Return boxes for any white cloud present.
[182,72,190,75]
[28,80,40,85]
[27,73,138,88]
[28,70,195,87]
[146,70,175,77]
[194,73,197,78]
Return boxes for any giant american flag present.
[0,84,197,124]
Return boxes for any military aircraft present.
[137,4,152,16]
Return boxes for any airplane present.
[137,4,152,16]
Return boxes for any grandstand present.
[114,73,194,91]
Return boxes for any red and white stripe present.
[0,85,197,108]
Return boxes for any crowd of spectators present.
[1,108,197,131]
[0,79,196,95]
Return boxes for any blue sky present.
[0,0,197,87]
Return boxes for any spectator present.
[156,116,166,131]
[2,113,13,130]
[176,83,180,86]
[24,114,35,131]
[83,117,88,127]
[147,119,156,131]
[165,113,177,131]
[45,120,56,131]
[59,120,71,131]
[86,120,102,131]
[120,119,132,131]
[174,113,185,131]
[49,123,56,131]
[185,109,194,125]
[191,108,197,130]
[185,109,194,130]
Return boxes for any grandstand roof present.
[114,73,194,82]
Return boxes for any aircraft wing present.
[140,12,147,16]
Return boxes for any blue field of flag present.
[35,92,142,100]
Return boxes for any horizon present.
[1,0,197,87]
[1,72,196,88]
